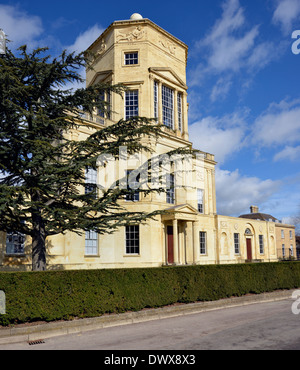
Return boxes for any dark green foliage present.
[0,262,299,326]
[0,46,185,271]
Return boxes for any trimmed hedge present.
[0,262,300,326]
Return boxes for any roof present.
[86,17,188,53]
[239,213,278,222]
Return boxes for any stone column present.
[183,92,189,141]
[173,219,179,264]
[158,80,163,125]
[193,221,198,264]
[174,90,178,132]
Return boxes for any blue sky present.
[0,0,300,223]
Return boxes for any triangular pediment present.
[165,204,198,215]
[149,67,187,89]
[88,70,113,87]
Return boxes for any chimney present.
[250,206,259,214]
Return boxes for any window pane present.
[259,235,264,254]
[125,225,140,254]
[197,189,204,213]
[154,81,158,121]
[162,85,174,129]
[200,232,206,255]
[85,230,98,255]
[166,173,175,204]
[125,90,139,119]
[125,170,140,202]
[177,93,182,131]
[85,167,97,198]
[234,233,240,254]
[125,52,138,65]
[6,231,25,254]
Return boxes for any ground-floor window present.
[126,225,140,255]
[6,231,25,255]
[259,235,264,254]
[85,230,98,256]
[199,231,207,255]
[234,233,240,254]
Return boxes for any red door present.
[167,226,174,264]
[246,238,252,261]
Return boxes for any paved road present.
[1,299,299,350]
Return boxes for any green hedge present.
[0,262,300,326]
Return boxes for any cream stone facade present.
[0,14,296,270]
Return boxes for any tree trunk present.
[31,212,47,271]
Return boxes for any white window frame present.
[197,189,204,214]
[234,233,240,255]
[162,85,174,129]
[125,170,140,202]
[259,235,264,254]
[177,92,182,132]
[125,90,139,119]
[124,52,139,65]
[154,81,158,122]
[85,230,98,256]
[200,231,207,255]
[6,231,25,255]
[166,173,175,204]
[85,167,97,198]
[125,225,140,255]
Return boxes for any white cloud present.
[251,98,300,147]
[197,0,261,73]
[273,0,300,34]
[66,24,104,54]
[215,168,281,216]
[0,4,43,48]
[274,145,300,161]
[210,77,233,102]
[189,111,247,164]
[188,0,279,101]
[62,24,104,91]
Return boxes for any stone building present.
[0,14,295,270]
[240,206,296,260]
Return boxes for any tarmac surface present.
[0,289,296,347]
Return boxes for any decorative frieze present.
[116,26,144,43]
[159,39,176,55]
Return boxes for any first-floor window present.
[125,90,139,119]
[290,230,293,240]
[259,235,264,254]
[97,89,111,119]
[6,231,25,255]
[126,225,140,254]
[85,167,97,198]
[281,230,285,239]
[154,81,158,121]
[166,173,175,204]
[85,230,98,255]
[124,52,138,65]
[234,233,240,254]
[177,92,182,132]
[197,189,204,213]
[162,85,174,129]
[125,170,140,202]
[200,231,207,255]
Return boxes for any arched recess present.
[220,232,228,255]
